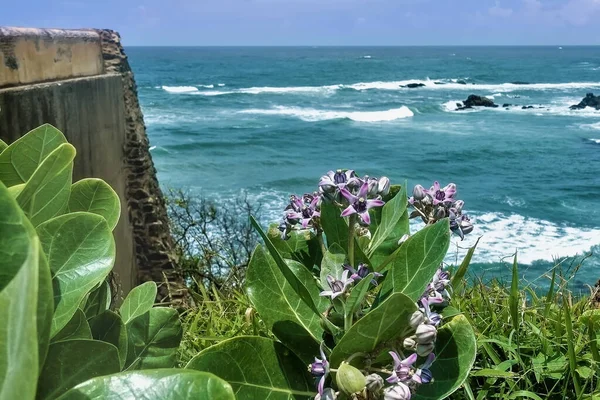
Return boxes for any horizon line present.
[124,44,599,48]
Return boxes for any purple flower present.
[420,298,442,326]
[285,194,321,228]
[343,263,383,285]
[414,353,436,384]
[340,182,385,225]
[384,383,412,400]
[410,184,427,203]
[416,324,437,345]
[319,169,357,192]
[309,344,330,395]
[320,270,354,299]
[426,181,456,206]
[386,352,417,384]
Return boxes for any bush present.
[0,125,234,400]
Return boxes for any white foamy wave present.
[454,212,600,265]
[198,84,214,89]
[217,83,226,87]
[195,85,339,96]
[588,138,600,144]
[442,100,463,112]
[580,122,600,131]
[239,106,414,122]
[162,86,199,93]
[442,96,600,116]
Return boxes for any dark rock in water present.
[461,94,498,108]
[434,81,446,85]
[403,83,426,88]
[456,80,467,85]
[456,103,463,108]
[569,93,600,110]
[502,103,512,108]
[511,81,530,85]
[456,105,473,110]
[522,105,534,109]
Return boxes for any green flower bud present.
[417,342,435,357]
[336,362,366,396]
[365,373,384,393]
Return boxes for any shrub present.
[0,125,234,400]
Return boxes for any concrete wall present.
[0,27,187,306]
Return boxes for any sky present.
[3,0,600,45]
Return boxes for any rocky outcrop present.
[570,93,600,110]
[97,30,189,309]
[457,94,498,110]
[403,83,426,88]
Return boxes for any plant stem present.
[348,214,356,266]
[317,230,327,256]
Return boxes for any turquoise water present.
[128,46,600,286]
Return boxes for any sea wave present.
[162,86,199,93]
[588,138,600,144]
[442,97,600,117]
[238,106,414,122]
[184,79,600,96]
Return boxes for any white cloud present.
[560,0,600,25]
[489,1,514,17]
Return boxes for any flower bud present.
[417,342,436,357]
[433,206,446,220]
[452,200,464,213]
[366,176,379,197]
[416,324,437,344]
[460,218,473,235]
[378,177,391,196]
[336,362,367,396]
[403,337,416,350]
[365,373,384,393]
[412,184,426,201]
[315,388,337,400]
[384,383,412,400]
[409,310,425,330]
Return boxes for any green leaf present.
[368,184,407,255]
[0,138,7,153]
[470,369,517,378]
[251,216,322,318]
[57,369,236,400]
[120,281,157,325]
[68,179,121,231]
[330,293,417,367]
[345,273,374,317]
[451,237,480,293]
[186,336,314,399]
[0,205,40,400]
[37,339,121,400]
[246,246,324,364]
[413,315,477,400]
[320,244,346,289]
[52,309,92,342]
[378,219,450,303]
[0,181,32,291]
[579,309,600,326]
[7,183,24,197]
[37,212,116,336]
[89,311,128,370]
[507,391,545,400]
[268,224,322,269]
[82,280,112,319]
[37,247,54,369]
[320,202,370,265]
[125,307,182,370]
[0,124,67,187]
[16,143,75,227]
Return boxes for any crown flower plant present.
[185,169,478,399]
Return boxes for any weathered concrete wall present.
[0,27,187,307]
[0,27,103,88]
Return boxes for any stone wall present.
[0,27,187,307]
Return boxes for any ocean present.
[127,46,600,288]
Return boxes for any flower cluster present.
[408,181,473,239]
[319,263,380,299]
[319,170,389,225]
[278,193,321,239]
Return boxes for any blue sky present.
[3,0,600,45]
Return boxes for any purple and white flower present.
[340,182,385,225]
[343,263,383,285]
[309,344,330,396]
[386,352,417,384]
[384,383,412,400]
[320,270,354,299]
[414,353,436,384]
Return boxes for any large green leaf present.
[119,281,157,325]
[378,219,450,303]
[52,309,92,342]
[125,307,182,370]
[251,216,322,318]
[0,208,40,400]
[330,293,417,368]
[0,138,7,154]
[37,339,121,400]
[37,247,55,369]
[37,212,115,336]
[89,311,128,370]
[246,246,324,364]
[57,369,236,400]
[319,244,346,289]
[16,143,75,227]
[413,315,477,400]
[186,336,314,399]
[368,184,408,255]
[68,179,121,231]
[0,181,31,291]
[0,124,67,187]
[268,224,322,270]
[82,280,111,319]
[320,202,370,265]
